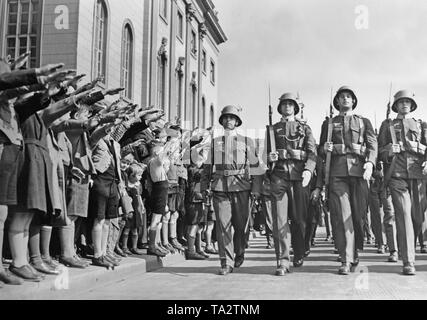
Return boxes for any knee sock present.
[0,206,7,271]
[169,212,178,239]
[121,228,130,249]
[162,214,170,245]
[59,224,73,258]
[29,223,41,264]
[195,232,202,252]
[148,229,157,249]
[92,220,103,258]
[101,220,110,256]
[40,225,52,260]
[187,235,196,253]
[131,230,138,250]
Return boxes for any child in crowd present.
[121,162,146,255]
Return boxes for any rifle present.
[324,87,334,200]
[205,128,215,207]
[383,82,397,187]
[267,84,277,172]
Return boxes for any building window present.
[93,0,108,83]
[159,0,167,21]
[177,10,183,40]
[157,57,166,110]
[202,50,207,74]
[5,0,41,68]
[120,24,133,100]
[210,59,215,84]
[191,86,197,128]
[210,104,214,128]
[177,73,183,121]
[190,30,197,55]
[200,97,206,128]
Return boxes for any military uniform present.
[201,105,263,273]
[319,86,377,271]
[378,90,427,274]
[368,164,398,258]
[265,93,317,271]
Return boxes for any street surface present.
[40,228,427,300]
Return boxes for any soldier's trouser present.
[213,191,250,267]
[269,176,309,265]
[329,177,368,264]
[305,200,321,252]
[389,178,427,264]
[369,188,397,252]
[261,195,273,236]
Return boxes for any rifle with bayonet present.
[324,87,334,202]
[267,84,277,172]
[383,83,397,187]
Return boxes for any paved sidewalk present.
[29,228,427,300]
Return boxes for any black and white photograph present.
[1,0,427,310]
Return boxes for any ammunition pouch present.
[405,141,427,156]
[277,149,307,161]
[215,169,246,177]
[332,143,366,157]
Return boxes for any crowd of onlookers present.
[0,54,220,286]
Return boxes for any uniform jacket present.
[268,118,317,181]
[378,117,427,180]
[0,68,38,91]
[319,114,377,177]
[201,131,263,193]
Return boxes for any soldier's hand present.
[422,162,427,176]
[302,170,312,187]
[324,142,333,153]
[363,162,374,181]
[310,188,321,201]
[391,143,401,155]
[268,151,279,163]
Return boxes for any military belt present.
[332,143,366,156]
[216,169,246,177]
[277,149,307,161]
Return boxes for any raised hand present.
[103,87,125,96]
[10,51,30,70]
[36,63,65,76]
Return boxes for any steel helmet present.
[333,86,358,110]
[218,105,242,127]
[277,93,300,115]
[392,90,417,113]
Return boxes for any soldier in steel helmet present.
[319,86,377,275]
[266,93,317,276]
[378,90,427,275]
[201,105,263,276]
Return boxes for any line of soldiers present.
[207,86,427,277]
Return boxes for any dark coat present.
[0,68,38,91]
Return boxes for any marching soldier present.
[378,90,427,275]
[319,86,377,275]
[201,105,263,276]
[266,93,317,275]
[368,161,398,262]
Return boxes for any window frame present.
[210,58,215,85]
[190,28,197,58]
[159,0,168,24]
[120,22,134,101]
[5,0,43,68]
[201,49,207,75]
[176,9,184,42]
[92,0,108,86]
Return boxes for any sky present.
[214,0,427,140]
